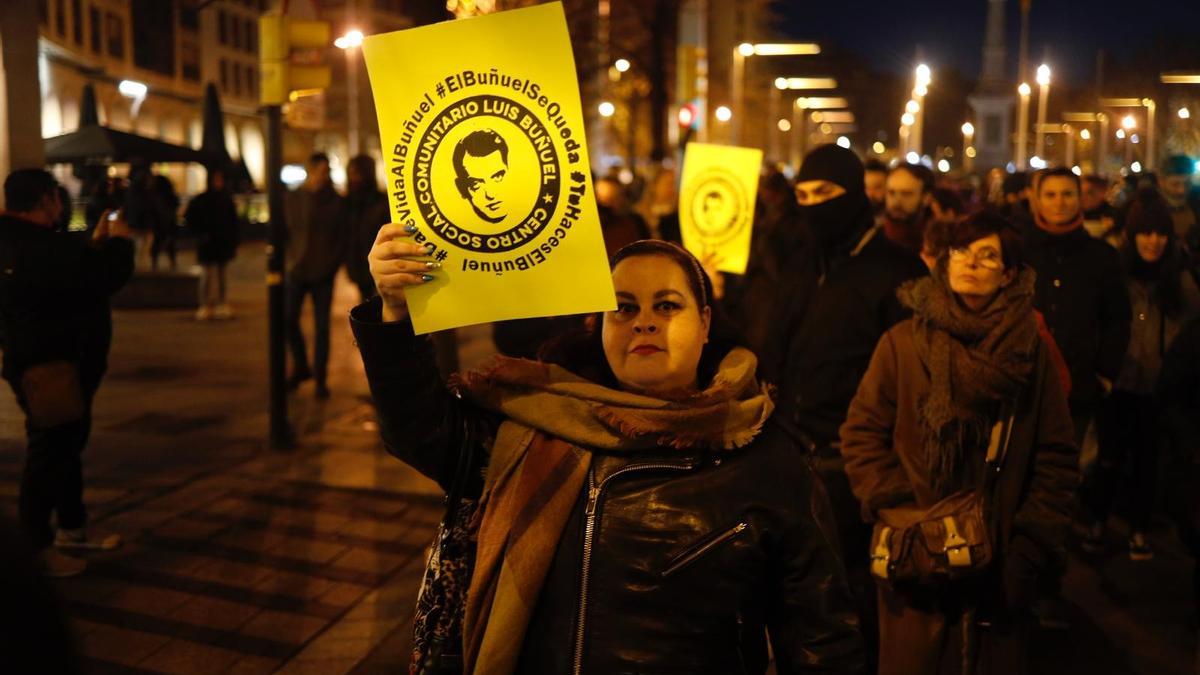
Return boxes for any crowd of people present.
[2,137,1200,672]
[359,144,1200,674]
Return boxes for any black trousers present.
[7,368,100,551]
[286,276,334,385]
[1083,390,1160,532]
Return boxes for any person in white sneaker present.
[184,167,240,323]
[0,169,132,575]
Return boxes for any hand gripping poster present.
[678,142,762,275]
[362,3,615,334]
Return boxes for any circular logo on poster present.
[684,168,749,248]
[411,94,561,253]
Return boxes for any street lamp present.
[961,122,975,171]
[335,29,365,155]
[730,41,820,144]
[1121,115,1136,169]
[1142,98,1157,170]
[715,105,732,123]
[598,101,616,117]
[1016,82,1032,170]
[901,112,915,127]
[1034,64,1051,162]
[1180,107,1192,120]
[614,58,630,73]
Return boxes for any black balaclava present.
[795,144,870,247]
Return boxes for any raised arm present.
[351,223,497,495]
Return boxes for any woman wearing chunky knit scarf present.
[352,232,864,675]
[840,212,1078,675]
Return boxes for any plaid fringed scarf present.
[452,347,773,675]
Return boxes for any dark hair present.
[1082,174,1108,189]
[1001,171,1028,196]
[1037,167,1081,193]
[947,210,1024,271]
[452,129,508,197]
[538,240,746,388]
[1122,189,1187,316]
[863,158,887,174]
[348,154,378,192]
[931,187,965,214]
[888,162,935,193]
[4,169,58,213]
[307,152,329,167]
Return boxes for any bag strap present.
[442,413,475,530]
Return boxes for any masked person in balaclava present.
[768,144,928,672]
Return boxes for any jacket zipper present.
[572,459,699,675]
[661,521,749,578]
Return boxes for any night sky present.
[775,0,1200,87]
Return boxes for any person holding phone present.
[0,169,134,577]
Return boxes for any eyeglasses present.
[948,246,1004,270]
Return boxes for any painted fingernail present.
[425,261,441,270]
[421,274,435,282]
[424,243,436,252]
[403,224,417,233]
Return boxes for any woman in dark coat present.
[840,211,1078,675]
[184,168,239,320]
[1083,190,1200,560]
[353,230,865,674]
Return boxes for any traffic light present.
[678,102,698,130]
[259,12,332,106]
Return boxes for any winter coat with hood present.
[772,145,928,449]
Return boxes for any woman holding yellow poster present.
[352,223,865,674]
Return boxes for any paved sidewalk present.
[0,245,485,674]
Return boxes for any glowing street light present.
[916,63,931,87]
[836,135,851,149]
[906,100,920,114]
[774,77,788,90]
[961,122,975,171]
[731,41,821,144]
[614,58,630,73]
[1180,107,1192,120]
[715,105,732,123]
[1080,128,1091,140]
[901,112,916,127]
[598,101,615,118]
[334,29,364,49]
[1122,115,1137,130]
[777,118,792,132]
[1116,128,1126,139]
[872,141,885,154]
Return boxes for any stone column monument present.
[968,0,1014,171]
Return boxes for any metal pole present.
[731,48,744,145]
[1098,113,1110,176]
[1145,99,1156,170]
[792,99,801,168]
[1016,88,1030,169]
[1035,82,1049,161]
[1065,128,1075,167]
[266,105,293,450]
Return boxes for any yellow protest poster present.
[362,3,615,334]
[678,142,762,275]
